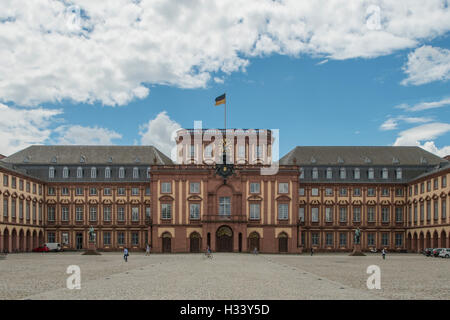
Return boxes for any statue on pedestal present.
[88,225,95,242]
[354,227,361,245]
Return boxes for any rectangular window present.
[414,204,418,223]
[19,200,23,219]
[434,178,438,190]
[103,232,111,245]
[395,233,403,247]
[61,187,69,196]
[426,201,431,221]
[367,188,375,197]
[381,188,389,196]
[219,197,231,216]
[278,183,289,194]
[118,188,126,196]
[278,203,289,220]
[26,182,30,193]
[326,233,333,246]
[89,206,97,221]
[368,207,375,222]
[132,207,139,221]
[299,188,305,196]
[325,207,333,222]
[395,188,403,196]
[47,207,55,221]
[11,199,16,219]
[117,207,125,221]
[442,176,447,188]
[249,203,260,220]
[47,232,55,243]
[382,207,389,222]
[19,179,23,190]
[104,188,112,196]
[368,233,375,246]
[190,182,200,194]
[118,232,125,245]
[311,233,319,246]
[381,233,389,246]
[311,207,319,222]
[3,198,8,218]
[145,207,151,220]
[190,203,200,219]
[131,188,139,196]
[395,207,403,222]
[61,207,69,221]
[311,188,319,196]
[39,204,42,222]
[62,232,69,245]
[11,177,16,189]
[442,199,446,220]
[32,184,36,194]
[325,188,333,196]
[161,204,172,219]
[339,233,347,246]
[353,188,361,196]
[76,187,84,196]
[427,181,431,192]
[48,187,55,195]
[353,207,361,222]
[76,207,83,221]
[26,202,30,220]
[161,182,172,193]
[132,232,139,246]
[250,182,260,194]
[90,188,97,195]
[339,207,347,222]
[145,187,151,196]
[340,188,347,196]
[104,207,112,221]
[298,207,305,222]
[3,174,8,186]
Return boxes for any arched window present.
[105,167,111,179]
[340,167,346,179]
[354,168,360,179]
[133,167,139,179]
[49,167,55,179]
[326,168,332,179]
[91,167,97,178]
[382,168,388,179]
[312,167,318,179]
[63,167,69,178]
[119,167,125,179]
[368,168,374,179]
[77,167,83,178]
[396,168,402,180]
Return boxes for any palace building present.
[0,129,449,254]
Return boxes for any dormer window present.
[354,168,360,179]
[51,156,57,163]
[337,157,344,164]
[368,168,374,179]
[382,168,388,179]
[133,167,139,179]
[119,167,125,179]
[310,157,316,164]
[364,157,371,164]
[420,157,427,164]
[299,167,304,179]
[77,167,83,178]
[49,167,55,179]
[326,168,332,179]
[340,168,346,179]
[91,167,97,179]
[146,167,151,179]
[105,167,111,179]
[80,155,86,163]
[63,167,69,178]
[312,168,318,179]
[396,168,402,180]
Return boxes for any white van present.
[45,243,62,252]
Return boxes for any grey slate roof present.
[2,145,173,165]
[280,146,446,166]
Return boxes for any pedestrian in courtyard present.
[253,247,258,255]
[310,247,314,256]
[146,243,151,256]
[382,248,386,260]
[124,247,129,262]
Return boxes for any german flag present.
[215,93,226,106]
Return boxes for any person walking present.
[146,243,150,256]
[310,247,314,256]
[382,248,386,260]
[124,247,129,262]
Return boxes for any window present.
[311,188,319,196]
[63,167,69,178]
[205,144,213,158]
[190,145,195,158]
[219,197,231,216]
[26,202,30,220]
[76,207,83,221]
[91,167,97,178]
[190,203,200,219]
[119,167,125,179]
[278,203,289,220]
[311,207,319,222]
[118,188,126,196]
[420,183,424,193]
[32,184,36,194]
[326,233,333,246]
[325,188,333,196]
[368,168,374,180]
[39,185,42,195]
[190,182,200,194]
[340,233,347,246]
[312,168,318,180]
[299,188,305,196]
[161,203,172,219]
[19,200,23,219]
[367,188,375,197]
[104,207,112,221]
[238,145,245,158]
[90,188,97,195]
[442,176,447,188]
[426,201,431,221]
[278,182,289,194]
[11,177,16,189]
[76,187,83,196]
[132,233,139,246]
[61,187,69,196]
[368,233,375,246]
[325,207,333,222]
[105,167,111,179]
[299,168,304,179]
[161,182,172,193]
[427,181,431,192]
[382,168,388,179]
[117,207,125,221]
[395,188,403,196]
[26,182,30,192]
[118,232,125,245]
[62,232,69,245]
[103,232,111,245]
[255,145,263,159]
[145,207,151,220]
[249,203,260,220]
[326,168,332,179]
[19,179,23,190]
[395,207,403,222]
[77,167,83,178]
[434,178,438,190]
[353,188,361,196]
[61,207,69,221]
[89,206,97,221]
[353,207,361,222]
[49,167,55,179]
[47,207,55,221]
[132,207,139,221]
[104,188,112,196]
[381,233,389,246]
[33,204,38,221]
[339,188,347,196]
[354,168,360,179]
[340,168,346,179]
[145,187,151,196]
[382,207,389,222]
[250,182,260,194]
[339,207,347,222]
[48,232,56,243]
[132,188,139,196]
[133,167,139,179]
[414,184,418,195]
[395,233,403,247]
[442,199,446,220]
[3,198,8,218]
[298,207,305,222]
[146,167,151,179]
[396,168,402,180]
[311,233,319,246]
[414,204,418,223]
[381,188,389,196]
[11,199,16,218]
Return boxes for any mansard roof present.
[2,145,173,165]
[280,146,446,166]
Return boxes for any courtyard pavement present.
[0,252,448,300]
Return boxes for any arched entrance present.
[33,230,38,249]
[425,232,431,248]
[39,231,44,246]
[248,232,260,252]
[278,232,288,253]
[189,232,201,253]
[433,231,439,248]
[12,229,17,252]
[162,232,172,253]
[216,226,233,252]
[407,233,412,252]
[413,233,418,252]
[3,229,10,253]
[441,230,447,248]
[19,229,25,252]
[419,232,424,252]
[26,230,32,252]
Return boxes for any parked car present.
[44,242,62,252]
[439,248,450,258]
[32,245,49,252]
[423,248,433,256]
[432,248,443,257]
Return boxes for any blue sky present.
[1,1,450,159]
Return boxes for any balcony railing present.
[202,214,247,223]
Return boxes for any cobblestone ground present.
[0,252,448,300]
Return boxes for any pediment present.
[380,200,391,205]
[394,200,405,205]
[366,200,376,205]
[11,192,18,198]
[413,199,418,204]
[432,194,439,200]
[46,199,56,204]
[74,198,84,204]
[276,195,291,201]
[131,199,140,204]
[352,200,362,205]
[419,197,424,203]
[298,199,306,205]
[116,199,126,205]
[60,198,70,204]
[103,199,113,205]
[338,200,348,205]
[310,199,321,205]
[188,195,203,201]
[247,195,262,201]
[144,199,151,205]
[26,195,31,201]
[19,194,25,200]
[38,199,44,204]
[324,200,334,205]
[88,199,98,204]
[159,195,175,201]
[2,190,10,197]
[441,192,447,198]
[425,195,431,201]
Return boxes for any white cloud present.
[139,111,181,160]
[393,122,450,157]
[394,97,450,112]
[380,115,433,131]
[1,1,450,106]
[401,46,450,86]
[54,125,122,145]
[0,103,62,156]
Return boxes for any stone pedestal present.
[349,243,366,256]
[82,241,101,255]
